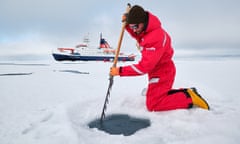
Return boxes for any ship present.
[52,34,135,62]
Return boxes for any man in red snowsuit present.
[110,5,210,111]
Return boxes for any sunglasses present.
[129,24,139,30]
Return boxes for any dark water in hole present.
[88,114,151,136]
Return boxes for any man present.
[110,5,210,111]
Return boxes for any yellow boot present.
[187,88,210,110]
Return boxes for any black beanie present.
[127,5,147,24]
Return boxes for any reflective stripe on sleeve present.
[130,65,144,75]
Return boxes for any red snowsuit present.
[119,12,193,111]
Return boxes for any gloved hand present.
[110,67,120,76]
[122,13,128,22]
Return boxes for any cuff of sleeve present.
[119,67,122,74]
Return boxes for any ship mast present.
[83,33,90,46]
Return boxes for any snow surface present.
[1,57,240,144]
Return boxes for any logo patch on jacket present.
[146,47,156,51]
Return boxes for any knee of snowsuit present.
[146,62,192,111]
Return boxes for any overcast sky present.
[0,0,240,55]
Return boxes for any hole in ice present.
[88,114,150,136]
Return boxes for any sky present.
[0,0,240,55]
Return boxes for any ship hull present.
[52,53,135,62]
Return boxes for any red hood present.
[126,12,164,43]
[144,12,162,34]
